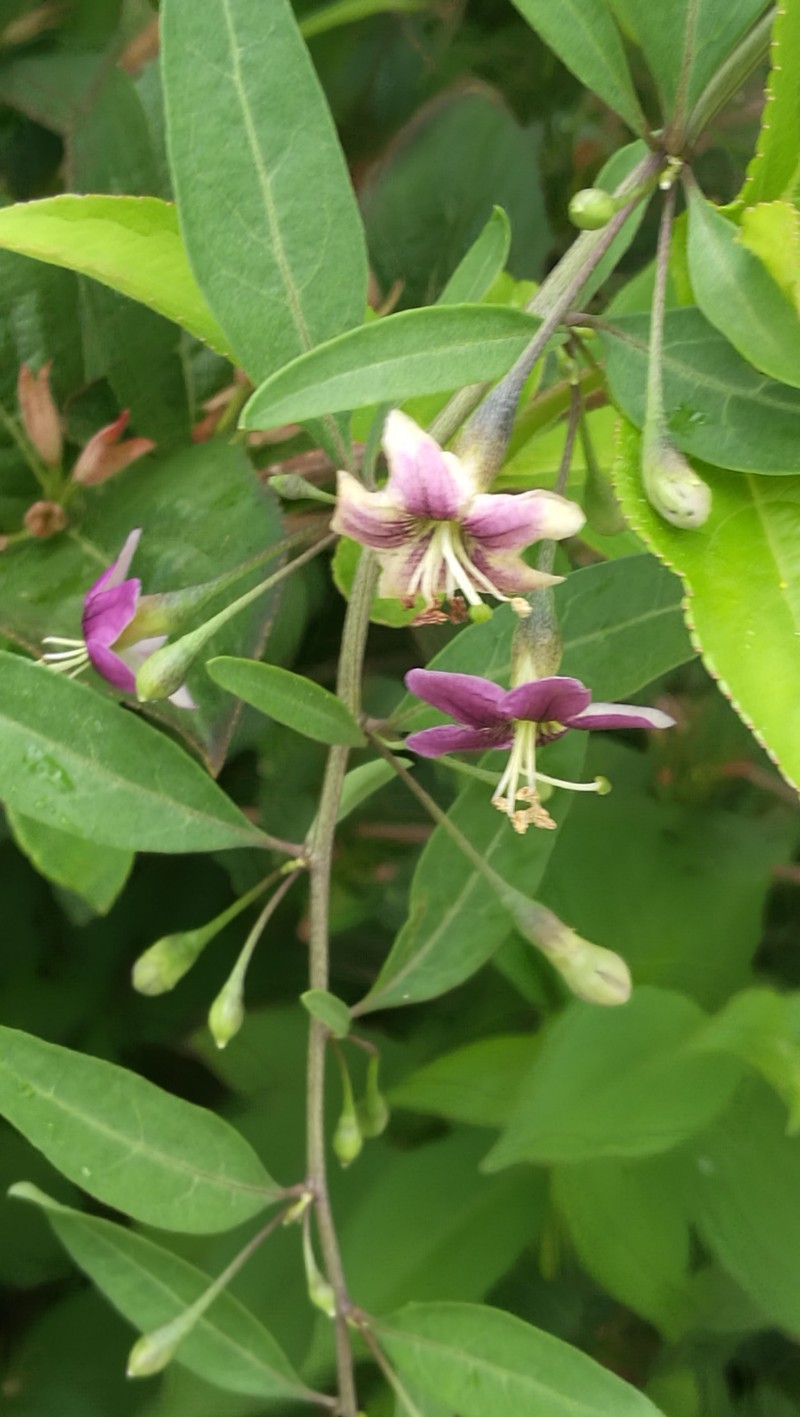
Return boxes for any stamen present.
[534,772,611,794]
[42,648,90,663]
[42,635,85,647]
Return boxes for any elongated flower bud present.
[642,435,711,529]
[208,973,245,1049]
[358,1053,390,1139]
[333,1048,363,1167]
[302,1217,336,1317]
[132,930,209,996]
[491,876,631,1007]
[569,188,617,230]
[17,362,62,467]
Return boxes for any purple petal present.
[462,490,585,549]
[565,702,677,731]
[86,642,137,693]
[332,470,411,549]
[82,580,140,651]
[88,529,142,596]
[405,669,508,727]
[468,544,562,594]
[383,410,471,521]
[405,724,512,757]
[503,676,592,723]
[374,539,431,599]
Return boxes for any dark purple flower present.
[332,410,585,615]
[404,668,675,832]
[41,530,195,708]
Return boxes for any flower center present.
[407,521,511,608]
[40,635,90,678]
[491,719,611,833]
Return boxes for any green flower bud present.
[270,473,336,504]
[132,929,208,996]
[569,188,617,230]
[357,1053,390,1139]
[333,1108,363,1168]
[208,975,245,1049]
[468,602,493,624]
[127,1326,183,1378]
[302,1218,336,1318]
[642,437,712,529]
[551,934,632,1006]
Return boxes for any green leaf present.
[0,1028,280,1232]
[373,1301,665,1416]
[0,197,233,356]
[685,184,800,388]
[300,989,351,1037]
[482,988,743,1169]
[241,305,539,429]
[390,1036,539,1129]
[739,201,800,310]
[540,742,791,1010]
[614,420,800,791]
[607,0,768,119]
[6,808,132,915]
[689,1083,800,1330]
[360,88,550,311]
[0,652,268,853]
[741,1,800,207]
[336,758,402,825]
[0,247,85,408]
[299,0,427,39]
[553,1153,694,1336]
[1,440,285,774]
[439,206,511,305]
[354,735,586,1015]
[600,306,800,473]
[207,659,365,747]
[11,1185,316,1403]
[161,0,367,384]
[694,988,800,1130]
[510,0,646,133]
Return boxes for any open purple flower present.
[41,530,195,709]
[405,668,675,832]
[332,410,585,616]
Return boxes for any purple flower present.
[332,410,585,616]
[41,530,195,709]
[404,668,675,832]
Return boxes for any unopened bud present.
[302,1218,336,1318]
[357,1053,389,1139]
[72,410,155,486]
[127,1325,182,1378]
[24,500,67,539]
[550,934,632,1006]
[208,974,245,1049]
[132,930,209,996]
[642,436,711,529]
[270,473,335,505]
[136,637,197,703]
[569,188,617,230]
[333,1108,363,1168]
[17,362,62,466]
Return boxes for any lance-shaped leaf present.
[0,1030,281,1232]
[439,206,511,305]
[161,0,367,386]
[11,1186,317,1403]
[6,809,132,915]
[510,0,646,134]
[0,197,233,355]
[372,1302,665,1416]
[0,653,269,853]
[614,419,800,793]
[686,183,800,389]
[600,307,800,474]
[241,305,540,429]
[207,659,365,746]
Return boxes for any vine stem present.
[305,548,377,1417]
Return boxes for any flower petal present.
[374,539,431,599]
[502,676,591,723]
[86,642,137,694]
[405,724,512,757]
[168,684,198,711]
[565,702,677,731]
[462,490,585,549]
[468,544,562,594]
[405,668,508,727]
[82,579,140,651]
[88,529,143,595]
[383,410,471,520]
[332,470,411,549]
